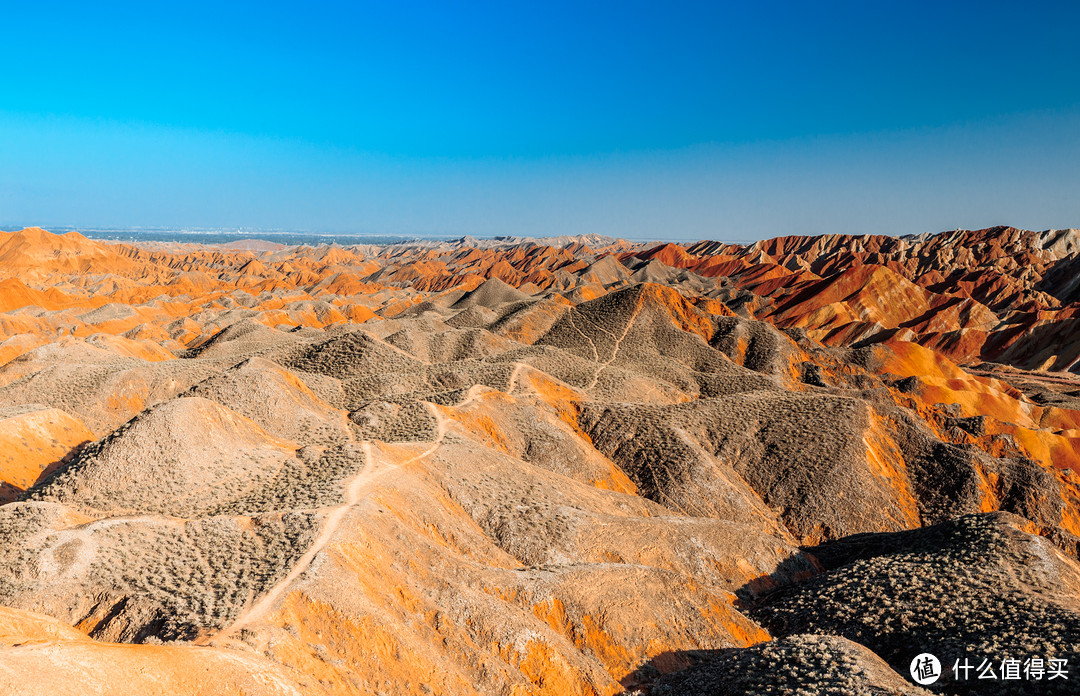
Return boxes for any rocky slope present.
[0,227,1078,694]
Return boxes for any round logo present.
[910,653,942,685]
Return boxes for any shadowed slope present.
[1,227,1080,695]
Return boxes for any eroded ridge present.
[0,227,1078,695]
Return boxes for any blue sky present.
[1,1,1079,240]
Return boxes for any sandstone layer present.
[0,226,1077,695]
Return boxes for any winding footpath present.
[204,403,449,645]
[204,362,530,645]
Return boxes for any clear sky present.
[2,1,1079,240]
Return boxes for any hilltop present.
[0,225,1078,694]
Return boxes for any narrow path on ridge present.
[585,301,643,391]
[203,362,530,645]
[203,402,450,645]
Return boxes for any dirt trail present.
[566,311,600,362]
[38,514,188,580]
[204,402,450,644]
[506,361,526,395]
[585,301,643,391]
[198,364,525,645]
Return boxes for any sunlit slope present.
[0,227,1079,694]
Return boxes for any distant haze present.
[2,1,1079,240]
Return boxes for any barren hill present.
[1,226,1079,694]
